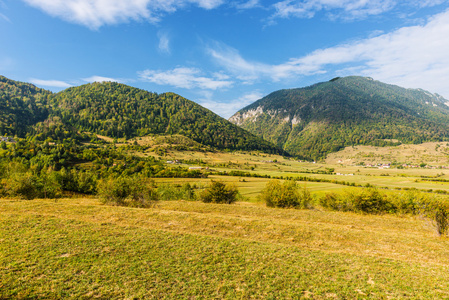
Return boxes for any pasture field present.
[151,145,449,198]
[3,142,449,298]
[326,142,449,166]
[1,197,449,299]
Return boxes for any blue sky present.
[1,0,449,118]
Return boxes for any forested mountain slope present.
[0,76,51,137]
[229,76,449,160]
[0,77,282,153]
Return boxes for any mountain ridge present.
[229,76,449,160]
[0,77,283,154]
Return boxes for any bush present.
[181,183,196,201]
[1,172,43,200]
[98,176,158,208]
[421,198,449,236]
[346,188,394,214]
[199,181,238,204]
[157,183,183,201]
[320,188,394,214]
[259,180,311,209]
[156,183,198,201]
[390,190,423,215]
[319,192,351,211]
[40,170,63,199]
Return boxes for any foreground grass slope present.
[1,198,449,299]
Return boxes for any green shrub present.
[390,190,423,215]
[320,188,395,214]
[156,183,197,201]
[420,198,449,236]
[181,183,196,201]
[40,170,63,199]
[346,188,394,214]
[156,183,190,201]
[98,176,158,208]
[199,181,238,204]
[2,172,43,200]
[319,192,351,211]
[259,180,311,209]
[75,171,98,194]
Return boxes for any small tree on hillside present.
[200,181,238,204]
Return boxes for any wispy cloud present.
[139,67,233,90]
[207,42,324,83]
[208,9,449,97]
[0,0,11,23]
[29,78,72,88]
[291,9,449,96]
[0,12,10,23]
[199,91,263,118]
[271,0,396,21]
[269,0,448,22]
[82,76,121,83]
[235,0,260,10]
[157,31,171,54]
[21,0,225,29]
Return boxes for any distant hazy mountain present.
[229,76,449,160]
[0,77,282,153]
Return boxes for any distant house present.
[0,136,16,143]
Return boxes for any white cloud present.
[209,9,449,98]
[157,31,170,54]
[270,0,448,22]
[199,91,263,118]
[139,67,233,90]
[21,0,224,29]
[291,9,449,97]
[272,0,396,21]
[29,78,72,88]
[236,0,260,10]
[419,0,447,7]
[207,42,324,83]
[82,75,120,83]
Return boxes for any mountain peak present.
[230,76,449,160]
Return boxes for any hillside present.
[0,77,281,154]
[0,76,51,137]
[229,76,449,160]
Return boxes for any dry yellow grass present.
[2,197,449,298]
[3,197,448,265]
[326,142,449,166]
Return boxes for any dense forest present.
[0,76,51,137]
[230,76,449,160]
[46,82,281,153]
[0,77,282,154]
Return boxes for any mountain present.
[0,76,51,137]
[0,77,282,154]
[229,76,449,160]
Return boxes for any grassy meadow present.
[3,142,449,298]
[2,197,449,299]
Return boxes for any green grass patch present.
[2,198,449,298]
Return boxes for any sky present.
[1,0,449,118]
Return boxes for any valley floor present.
[1,197,449,299]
